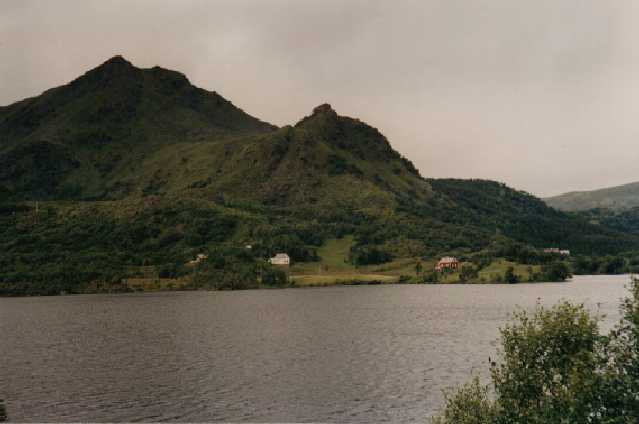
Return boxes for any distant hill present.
[1,56,637,294]
[545,182,639,212]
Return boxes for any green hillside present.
[429,179,635,254]
[577,207,639,235]
[545,181,639,211]
[1,56,637,295]
[0,55,275,200]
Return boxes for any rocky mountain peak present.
[312,103,337,116]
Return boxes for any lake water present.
[0,275,632,422]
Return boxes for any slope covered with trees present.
[0,55,275,200]
[1,56,636,295]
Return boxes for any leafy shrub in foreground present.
[432,377,496,424]
[432,279,639,423]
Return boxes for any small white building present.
[269,253,290,266]
[188,253,208,265]
[543,248,570,256]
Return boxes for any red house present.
[435,256,460,272]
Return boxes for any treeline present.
[2,192,638,296]
[427,179,639,255]
[419,261,571,284]
[342,179,639,269]
[471,239,637,277]
[576,207,639,235]
[571,254,639,275]
[0,200,329,296]
[190,247,288,290]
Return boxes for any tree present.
[350,246,392,266]
[193,248,260,290]
[600,255,627,274]
[542,261,571,282]
[415,260,423,275]
[261,265,288,287]
[526,266,534,282]
[431,377,496,424]
[431,278,639,423]
[460,264,479,282]
[492,303,601,423]
[599,278,639,421]
[423,271,439,283]
[504,266,519,284]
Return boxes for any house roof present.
[438,256,459,263]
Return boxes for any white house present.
[269,253,290,266]
[543,248,570,256]
[188,253,208,265]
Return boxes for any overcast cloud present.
[1,0,638,196]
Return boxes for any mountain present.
[1,56,637,294]
[0,56,428,210]
[0,55,275,200]
[545,181,639,212]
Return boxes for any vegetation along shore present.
[1,57,638,296]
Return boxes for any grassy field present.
[366,257,432,275]
[478,259,541,282]
[290,236,419,285]
[134,249,545,289]
[121,254,547,291]
[291,236,356,275]
[289,237,547,286]
[315,235,355,271]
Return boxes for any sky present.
[1,0,638,197]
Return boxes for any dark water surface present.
[0,275,631,422]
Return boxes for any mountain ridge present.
[0,56,277,200]
[1,56,637,295]
[545,181,639,211]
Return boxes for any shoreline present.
[0,275,610,298]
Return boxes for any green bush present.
[503,266,519,284]
[432,278,639,423]
[261,266,288,287]
[432,377,496,424]
[541,261,571,282]
[350,245,392,266]
[422,271,439,283]
[192,248,260,290]
[459,264,479,282]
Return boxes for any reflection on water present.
[0,275,630,422]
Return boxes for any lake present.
[0,275,632,422]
